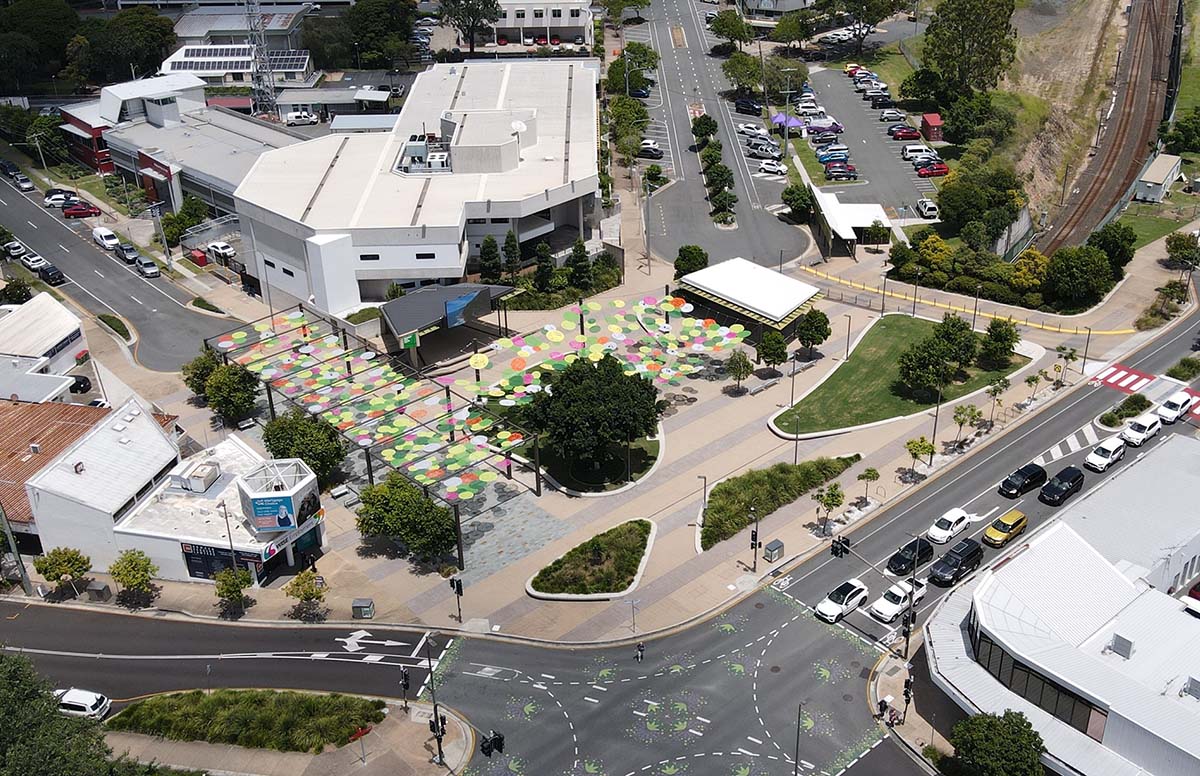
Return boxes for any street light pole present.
[1081,326,1093,376]
[217,500,240,572]
[928,380,944,466]
[843,314,852,360]
[792,701,804,776]
[881,271,889,313]
[911,270,923,317]
[697,475,708,510]
[789,352,800,465]
[971,284,982,330]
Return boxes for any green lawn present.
[903,223,963,251]
[825,41,917,98]
[1175,0,1200,115]
[1116,211,1191,249]
[530,519,652,594]
[773,315,1029,435]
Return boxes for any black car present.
[887,536,934,576]
[37,263,65,286]
[826,169,859,181]
[800,48,826,61]
[629,86,651,98]
[998,462,1047,498]
[116,244,139,263]
[69,375,92,394]
[870,96,895,108]
[929,538,984,586]
[811,132,838,145]
[734,98,763,116]
[0,160,17,177]
[637,147,664,159]
[44,187,72,198]
[1040,465,1084,506]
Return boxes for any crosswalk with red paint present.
[1093,363,1155,394]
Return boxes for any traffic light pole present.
[750,506,759,573]
[424,638,446,765]
[449,577,463,623]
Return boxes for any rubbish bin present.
[85,580,112,602]
[763,539,784,563]
[352,598,375,619]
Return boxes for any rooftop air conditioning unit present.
[185,462,220,493]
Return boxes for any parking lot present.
[802,64,936,213]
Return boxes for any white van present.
[796,105,825,118]
[285,111,319,126]
[901,144,932,160]
[92,227,119,250]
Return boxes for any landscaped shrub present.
[1098,411,1121,428]
[99,313,130,340]
[530,519,652,595]
[107,689,385,753]
[1166,356,1200,381]
[1101,392,1151,427]
[701,456,860,550]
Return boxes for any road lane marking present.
[746,736,763,744]
[59,275,121,316]
[129,295,143,304]
[695,715,711,723]
[26,221,36,229]
[541,673,556,679]
[94,270,103,277]
[583,696,599,703]
[58,243,70,252]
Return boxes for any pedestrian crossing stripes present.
[752,172,788,183]
[1093,363,1154,394]
[764,203,789,215]
[1032,423,1101,466]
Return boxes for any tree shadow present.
[356,535,406,560]
[896,466,927,485]
[114,585,160,610]
[217,596,257,621]
[722,384,749,397]
[286,601,330,623]
[752,366,782,380]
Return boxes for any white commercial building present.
[0,293,87,376]
[161,45,315,87]
[23,398,323,586]
[235,60,600,315]
[925,434,1200,776]
[491,0,595,48]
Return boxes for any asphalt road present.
[625,0,813,267]
[0,175,233,371]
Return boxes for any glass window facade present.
[970,615,1108,742]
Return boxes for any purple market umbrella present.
[786,115,804,128]
[769,113,789,126]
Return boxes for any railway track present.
[1040,0,1171,253]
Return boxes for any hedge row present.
[530,519,652,595]
[700,455,861,550]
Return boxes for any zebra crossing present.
[1092,363,1155,394]
[752,171,788,184]
[764,203,790,216]
[1032,423,1101,466]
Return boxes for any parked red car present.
[824,161,857,173]
[535,34,548,44]
[892,127,921,140]
[917,162,950,177]
[550,35,561,45]
[497,35,508,45]
[63,202,101,218]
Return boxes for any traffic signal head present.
[429,718,438,735]
[480,737,493,757]
[492,731,505,753]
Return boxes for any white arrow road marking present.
[334,629,411,653]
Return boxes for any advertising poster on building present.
[240,476,322,531]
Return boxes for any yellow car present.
[844,62,862,74]
[983,509,1027,548]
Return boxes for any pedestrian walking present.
[635,641,645,663]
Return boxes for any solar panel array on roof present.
[267,50,310,71]
[170,60,253,72]
[183,46,252,58]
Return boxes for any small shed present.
[1136,153,1182,203]
[921,113,943,142]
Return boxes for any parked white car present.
[1120,413,1161,446]
[879,109,905,122]
[1156,389,1196,423]
[43,192,79,208]
[757,159,788,175]
[640,138,660,150]
[736,122,769,137]
[869,579,927,623]
[815,578,869,623]
[19,252,47,270]
[916,198,939,219]
[928,507,970,544]
[55,688,111,720]
[1084,436,1126,472]
[207,241,237,261]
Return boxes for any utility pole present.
[750,505,759,573]
[911,269,923,316]
[971,284,982,330]
[928,379,944,466]
[1081,326,1093,376]
[217,500,240,573]
[1,500,33,596]
[792,701,804,776]
[425,637,446,765]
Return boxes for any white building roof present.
[161,46,311,77]
[330,114,398,132]
[0,354,72,403]
[173,5,306,39]
[117,436,272,552]
[1140,153,1181,186]
[1061,433,1200,584]
[811,186,891,241]
[0,294,81,358]
[679,257,820,322]
[26,397,178,515]
[60,100,107,129]
[237,61,599,231]
[100,74,207,124]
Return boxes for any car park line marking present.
[58,243,70,252]
[93,270,103,277]
[695,715,711,723]
[26,221,36,229]
[746,736,763,744]
[129,295,143,305]
[0,196,6,206]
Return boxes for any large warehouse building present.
[233,60,600,315]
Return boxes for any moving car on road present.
[998,462,1046,498]
[982,509,1027,548]
[815,578,869,623]
[1156,389,1196,423]
[869,579,927,623]
[928,507,970,544]
[929,538,983,586]
[1084,436,1126,472]
[1120,413,1161,446]
[55,688,110,720]
[1039,465,1084,506]
[886,536,934,576]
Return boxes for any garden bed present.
[1099,392,1150,428]
[772,315,1029,435]
[106,689,385,753]
[529,519,653,597]
[700,455,860,550]
[99,313,131,341]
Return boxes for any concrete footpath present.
[870,634,965,773]
[107,700,471,776]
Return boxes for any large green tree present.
[32,546,91,596]
[924,0,1017,92]
[623,41,660,71]
[438,0,501,54]
[302,16,356,70]
[522,355,663,471]
[782,184,814,221]
[262,409,348,486]
[96,7,175,79]
[1086,220,1137,279]
[566,238,593,290]
[534,241,555,292]
[346,0,417,65]
[978,317,1019,369]
[356,472,457,559]
[897,335,956,396]
[770,10,817,51]
[58,34,91,91]
[757,330,789,370]
[0,0,78,70]
[794,307,831,359]
[503,229,522,281]
[25,115,68,168]
[204,363,259,422]
[0,33,41,92]
[477,235,502,283]
[674,245,708,279]
[950,711,1045,776]
[606,58,649,95]
[1044,245,1113,308]
[182,347,222,398]
[710,10,752,50]
[932,312,978,371]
